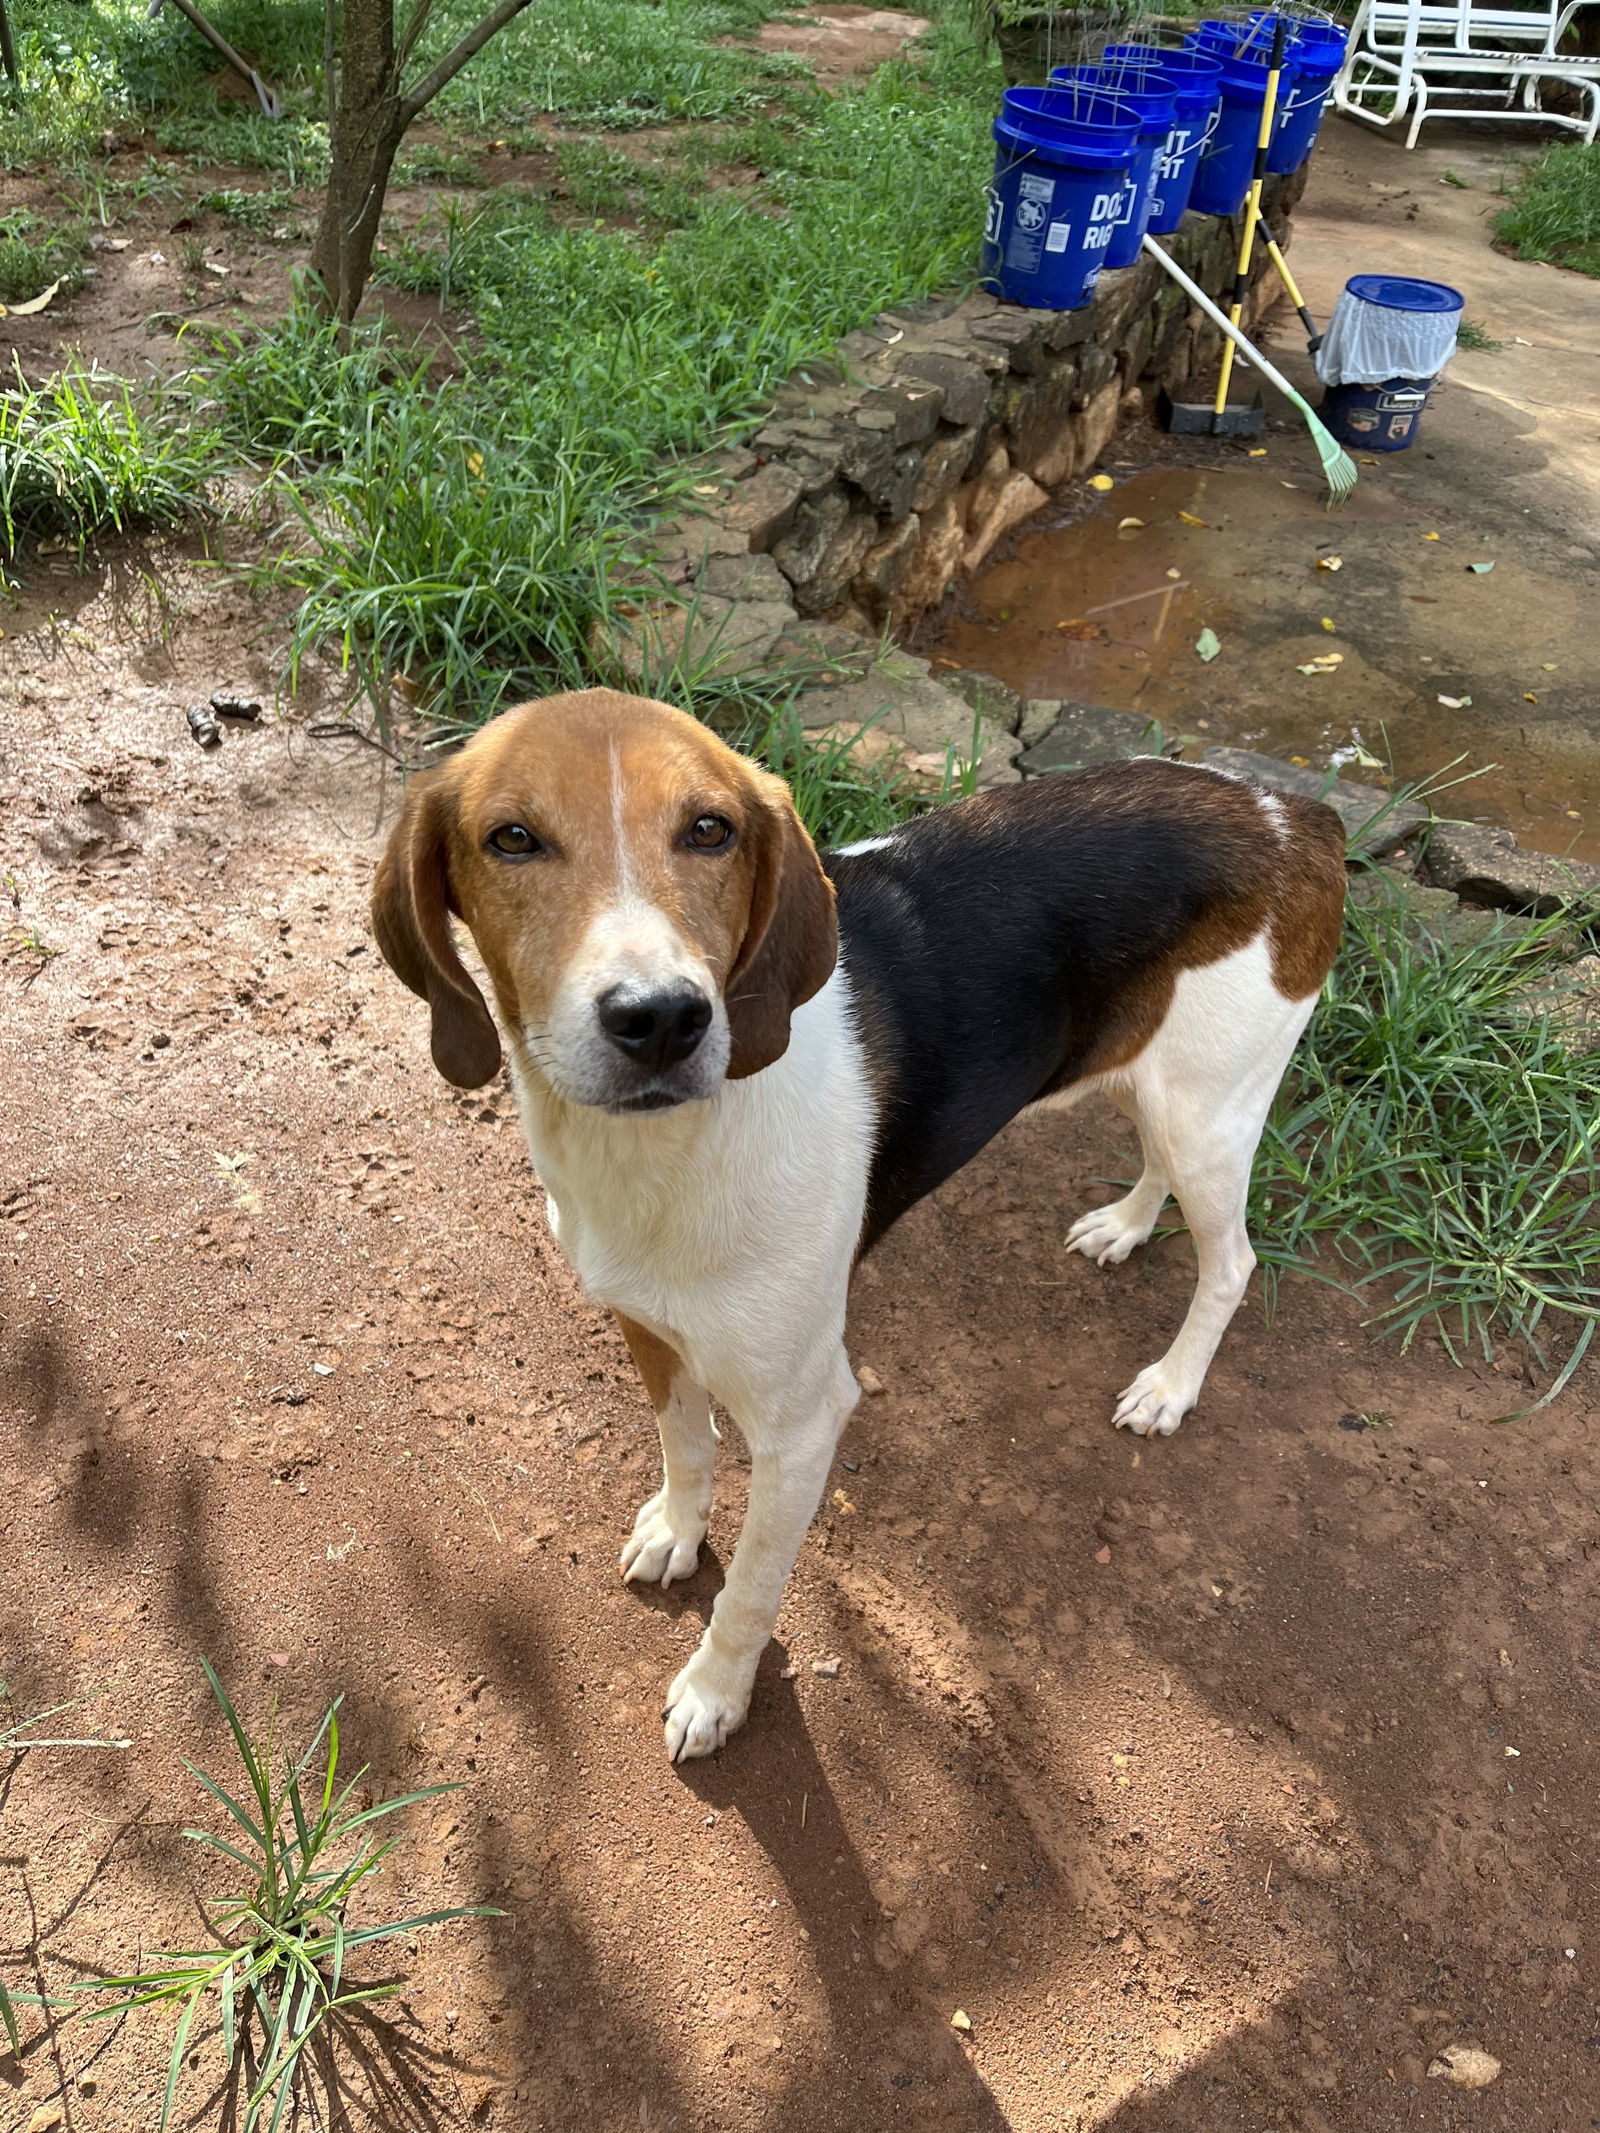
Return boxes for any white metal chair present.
[1334,0,1600,146]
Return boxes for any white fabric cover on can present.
[1315,290,1461,387]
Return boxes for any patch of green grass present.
[1495,138,1600,277]
[195,184,306,233]
[392,142,488,190]
[1455,316,1503,352]
[241,50,993,720]
[77,1660,499,2133]
[0,208,90,306]
[423,0,804,134]
[1252,872,1600,1409]
[0,361,218,562]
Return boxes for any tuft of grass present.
[195,184,305,234]
[77,1659,500,2133]
[1252,871,1600,1411]
[0,361,217,562]
[1495,138,1600,277]
[1455,316,1502,352]
[0,208,90,306]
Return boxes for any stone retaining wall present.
[606,168,1310,782]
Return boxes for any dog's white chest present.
[509,968,876,1359]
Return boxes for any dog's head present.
[371,690,838,1111]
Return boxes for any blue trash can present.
[1186,30,1301,216]
[1049,62,1178,269]
[1315,275,1464,452]
[982,89,1146,311]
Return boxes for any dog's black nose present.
[596,983,713,1073]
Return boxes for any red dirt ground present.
[1,534,1597,2132]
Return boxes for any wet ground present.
[918,118,1600,861]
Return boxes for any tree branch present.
[399,0,536,119]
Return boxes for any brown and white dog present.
[373,688,1345,1760]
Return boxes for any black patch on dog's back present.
[826,760,1313,1253]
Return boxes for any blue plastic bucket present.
[1049,63,1179,268]
[1267,17,1347,172]
[982,89,1145,310]
[1101,46,1224,235]
[1320,377,1434,451]
[1186,29,1301,216]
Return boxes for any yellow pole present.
[1213,19,1288,420]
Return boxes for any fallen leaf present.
[466,451,484,476]
[951,2010,973,2033]
[1423,531,1441,540]
[1437,694,1472,708]
[1542,662,1559,670]
[1056,618,1099,639]
[1320,616,1337,632]
[1165,567,1182,580]
[1177,509,1207,526]
[1296,655,1344,674]
[1428,2045,1501,2089]
[1524,693,1539,704]
[1280,481,1300,489]
[1088,474,1115,492]
[1466,560,1495,573]
[1094,1544,1112,1565]
[812,1656,841,1678]
[1117,516,1145,530]
[1289,754,1312,766]
[1195,626,1221,663]
[830,1487,856,1514]
[0,278,62,318]
[1316,554,1343,571]
[1248,447,1267,457]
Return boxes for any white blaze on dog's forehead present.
[609,736,637,896]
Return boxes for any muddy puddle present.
[917,462,1600,863]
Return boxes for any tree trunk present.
[309,0,537,325]
[310,0,408,324]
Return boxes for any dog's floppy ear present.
[371,770,502,1089]
[725,774,838,1080]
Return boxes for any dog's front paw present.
[1067,1196,1158,1267]
[620,1491,707,1588]
[1113,1364,1196,1438]
[662,1646,753,1763]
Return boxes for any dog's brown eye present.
[487,823,542,859]
[685,814,734,852]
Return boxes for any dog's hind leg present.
[1065,1091,1170,1266]
[616,1314,716,1588]
[1108,937,1318,1438]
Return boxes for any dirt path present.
[1,526,1597,2131]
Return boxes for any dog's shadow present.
[669,1642,1009,2127]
